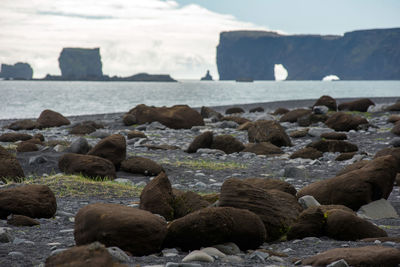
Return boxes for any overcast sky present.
[1,0,399,79]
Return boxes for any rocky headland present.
[1,97,400,266]
[217,28,400,80]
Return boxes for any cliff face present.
[58,48,103,79]
[217,28,400,80]
[0,63,33,80]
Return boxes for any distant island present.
[0,63,33,80]
[200,70,213,81]
[217,28,400,80]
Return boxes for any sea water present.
[0,80,399,119]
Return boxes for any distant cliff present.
[217,28,400,80]
[0,63,33,80]
[59,48,103,80]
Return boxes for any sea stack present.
[58,48,103,80]
[0,63,33,80]
[201,70,213,81]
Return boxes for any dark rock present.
[388,115,400,123]
[313,95,337,111]
[127,130,146,139]
[16,142,38,152]
[172,189,210,219]
[127,104,204,129]
[45,242,128,267]
[186,131,213,153]
[200,70,213,81]
[139,172,174,221]
[249,107,264,113]
[325,112,368,131]
[222,116,250,125]
[298,156,398,210]
[0,185,57,219]
[0,145,24,182]
[374,147,400,171]
[121,157,164,176]
[144,144,180,150]
[164,207,266,251]
[122,114,137,126]
[290,147,323,160]
[385,101,400,111]
[307,139,358,153]
[325,209,387,241]
[59,48,103,80]
[338,98,375,112]
[0,133,32,142]
[67,137,90,154]
[289,129,309,138]
[200,107,223,120]
[219,178,301,241]
[242,142,283,156]
[217,29,400,80]
[302,246,400,267]
[69,124,96,135]
[87,134,126,168]
[335,152,356,161]
[243,177,297,196]
[391,121,400,136]
[115,73,176,82]
[287,207,325,240]
[26,138,43,145]
[210,135,245,154]
[7,214,40,227]
[271,107,289,115]
[225,107,245,115]
[58,153,116,179]
[37,109,70,129]
[279,109,312,123]
[248,120,292,147]
[320,132,347,140]
[361,237,400,243]
[237,121,253,131]
[0,62,33,80]
[74,203,167,256]
[7,119,37,131]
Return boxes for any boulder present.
[321,132,347,140]
[87,134,126,168]
[298,156,398,210]
[289,129,309,138]
[325,209,387,240]
[121,157,164,176]
[242,142,283,156]
[391,121,400,136]
[16,142,38,152]
[186,131,213,153]
[313,95,337,111]
[338,98,375,112]
[325,112,368,131]
[307,139,358,153]
[7,214,40,227]
[45,242,128,267]
[237,121,253,131]
[0,145,25,182]
[0,133,32,142]
[335,152,356,161]
[290,147,323,160]
[0,184,57,219]
[248,120,292,147]
[222,116,250,125]
[225,107,245,114]
[243,177,297,196]
[200,106,223,120]
[385,101,400,111]
[58,153,116,179]
[249,107,264,113]
[126,104,204,129]
[172,189,210,219]
[210,135,244,154]
[287,207,325,240]
[139,172,174,221]
[336,160,369,176]
[127,130,147,139]
[357,198,399,220]
[69,123,97,135]
[37,109,70,128]
[219,178,301,241]
[164,207,266,251]
[302,246,400,267]
[279,109,312,123]
[122,114,137,126]
[388,114,400,123]
[74,203,167,256]
[297,114,328,127]
[271,107,289,115]
[7,119,37,131]
[66,137,90,154]
[374,147,400,171]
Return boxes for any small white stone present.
[182,250,214,263]
[200,247,226,258]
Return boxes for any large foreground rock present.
[298,155,397,210]
[0,185,57,219]
[74,203,167,256]
[87,134,126,168]
[302,246,400,267]
[219,178,301,241]
[248,120,292,147]
[126,104,204,129]
[58,153,116,179]
[0,146,25,182]
[325,112,368,131]
[37,109,70,128]
[164,207,266,251]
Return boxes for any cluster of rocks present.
[1,96,400,266]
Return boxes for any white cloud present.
[0,0,270,79]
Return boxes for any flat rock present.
[182,250,214,263]
[357,198,399,220]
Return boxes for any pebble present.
[200,247,226,259]
[50,248,68,257]
[213,242,241,255]
[8,251,24,258]
[107,246,131,263]
[59,229,74,233]
[114,178,135,185]
[249,251,269,262]
[182,250,214,263]
[221,255,244,263]
[282,248,294,253]
[327,259,349,267]
[374,240,382,244]
[165,263,202,267]
[0,228,12,243]
[269,256,285,263]
[298,195,321,209]
[162,248,179,257]
[383,241,396,247]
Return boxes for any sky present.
[0,0,399,79]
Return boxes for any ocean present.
[1,80,399,119]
